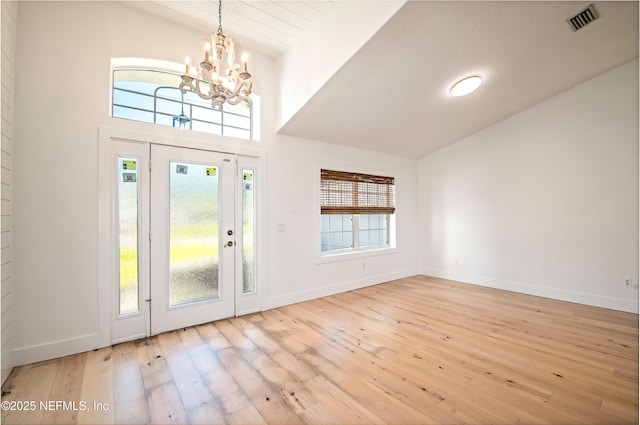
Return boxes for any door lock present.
[227,229,233,236]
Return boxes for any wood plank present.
[77,347,114,425]
[40,353,87,425]
[235,316,317,382]
[156,331,214,410]
[182,327,251,416]
[136,336,189,424]
[225,404,267,425]
[215,319,258,353]
[216,346,302,425]
[112,341,148,424]
[1,361,58,425]
[303,375,385,425]
[195,322,231,352]
[187,400,226,425]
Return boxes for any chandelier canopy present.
[179,0,253,110]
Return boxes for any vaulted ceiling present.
[126,1,638,158]
[122,0,336,57]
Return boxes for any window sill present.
[316,247,398,265]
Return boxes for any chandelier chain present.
[218,0,223,35]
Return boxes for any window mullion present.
[385,214,390,245]
[353,215,359,249]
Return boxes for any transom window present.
[320,169,396,255]
[112,68,252,140]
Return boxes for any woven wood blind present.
[320,169,395,215]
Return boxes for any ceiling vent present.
[568,4,599,31]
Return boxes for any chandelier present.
[179,0,253,110]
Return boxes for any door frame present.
[150,145,236,335]
[98,126,266,344]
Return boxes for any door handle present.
[225,240,235,248]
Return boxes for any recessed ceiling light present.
[450,75,482,97]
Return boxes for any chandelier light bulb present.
[184,56,191,75]
[241,53,248,72]
[450,75,482,97]
[203,40,212,61]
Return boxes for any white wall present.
[419,59,639,313]
[265,136,419,308]
[1,0,17,384]
[12,2,420,365]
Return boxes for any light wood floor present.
[2,276,638,424]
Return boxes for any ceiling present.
[128,1,638,159]
[122,0,336,57]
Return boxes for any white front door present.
[149,145,236,335]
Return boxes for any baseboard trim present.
[421,268,639,314]
[13,332,109,367]
[265,268,419,310]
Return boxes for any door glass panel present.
[242,169,255,294]
[118,157,139,315]
[169,162,220,306]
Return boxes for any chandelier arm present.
[224,80,252,105]
[179,78,196,96]
[224,97,241,106]
[194,75,206,97]
[224,95,251,106]
[178,82,189,95]
[199,67,209,84]
[243,80,253,94]
[225,80,243,98]
[190,76,215,100]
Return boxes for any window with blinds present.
[320,169,396,254]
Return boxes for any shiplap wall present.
[1,0,17,384]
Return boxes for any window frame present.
[109,58,261,141]
[321,213,392,254]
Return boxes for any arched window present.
[111,59,256,140]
